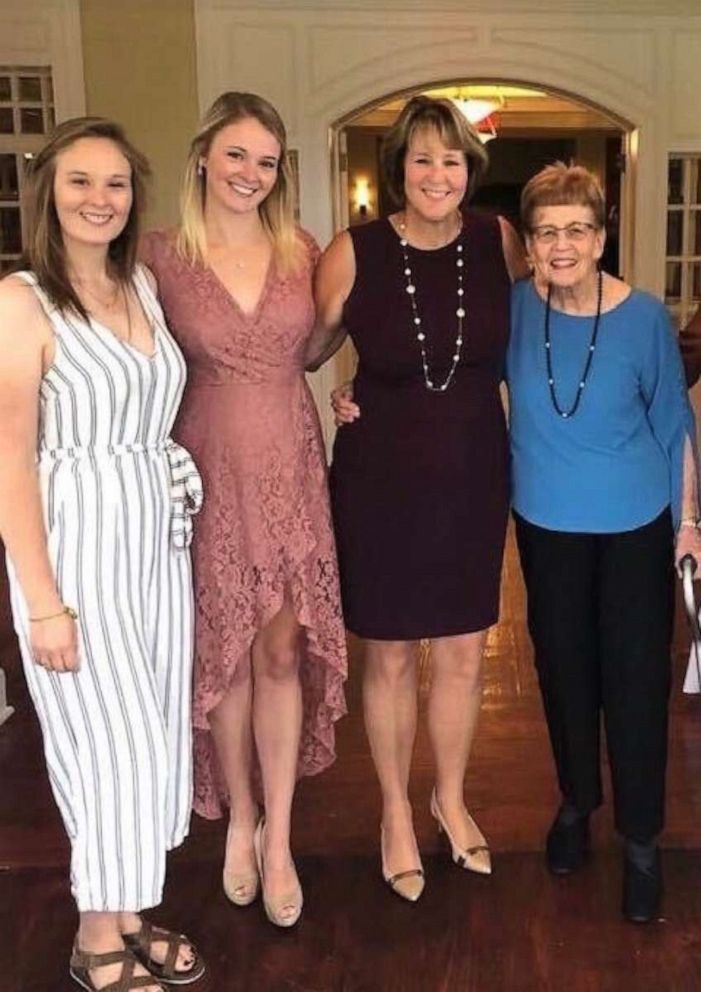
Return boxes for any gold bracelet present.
[29,605,78,623]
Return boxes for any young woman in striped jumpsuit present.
[0,119,205,991]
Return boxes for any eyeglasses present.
[529,222,599,245]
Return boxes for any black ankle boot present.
[622,842,661,924]
[545,804,590,875]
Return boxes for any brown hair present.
[9,116,150,320]
[178,91,302,272]
[381,95,489,208]
[521,162,606,232]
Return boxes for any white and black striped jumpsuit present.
[7,266,200,912]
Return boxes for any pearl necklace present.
[398,219,466,393]
[543,268,603,419]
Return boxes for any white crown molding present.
[198,0,701,14]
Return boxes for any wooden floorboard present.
[2,531,701,991]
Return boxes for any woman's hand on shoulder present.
[498,216,531,282]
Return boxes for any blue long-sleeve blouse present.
[506,278,695,533]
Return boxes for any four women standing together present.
[1,88,698,992]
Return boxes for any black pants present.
[514,509,675,842]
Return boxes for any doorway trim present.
[330,77,637,282]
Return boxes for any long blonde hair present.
[177,92,302,272]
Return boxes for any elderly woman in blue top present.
[508,162,701,924]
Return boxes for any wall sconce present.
[354,176,372,217]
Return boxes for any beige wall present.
[80,0,199,229]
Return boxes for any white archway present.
[194,3,676,439]
[308,73,641,443]
[328,77,636,271]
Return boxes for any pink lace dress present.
[142,229,348,819]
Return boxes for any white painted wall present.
[0,0,85,121]
[195,0,701,442]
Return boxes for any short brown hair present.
[381,95,488,208]
[521,162,605,232]
[178,91,302,273]
[13,116,150,320]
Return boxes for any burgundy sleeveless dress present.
[330,211,510,639]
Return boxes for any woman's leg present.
[209,668,259,886]
[514,514,602,817]
[363,639,421,873]
[251,599,303,913]
[427,630,487,850]
[598,510,674,921]
[598,510,674,843]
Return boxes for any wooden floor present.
[2,531,701,992]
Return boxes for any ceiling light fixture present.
[450,97,500,126]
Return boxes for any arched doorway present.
[331,80,635,264]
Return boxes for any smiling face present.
[527,204,605,289]
[201,116,281,216]
[53,137,133,250]
[403,126,468,223]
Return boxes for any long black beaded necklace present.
[544,268,603,419]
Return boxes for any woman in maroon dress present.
[142,92,347,928]
[310,96,527,900]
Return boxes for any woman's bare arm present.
[0,278,77,670]
[676,436,701,572]
[306,230,355,371]
[498,216,531,282]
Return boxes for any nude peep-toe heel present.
[380,826,425,902]
[253,818,303,928]
[223,819,260,907]
[430,788,492,876]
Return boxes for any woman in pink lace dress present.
[142,92,347,928]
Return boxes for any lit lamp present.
[354,176,372,218]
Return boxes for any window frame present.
[665,153,701,329]
[0,66,55,272]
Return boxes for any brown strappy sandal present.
[122,921,205,986]
[69,945,165,992]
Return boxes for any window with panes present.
[665,155,701,329]
[0,67,55,273]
